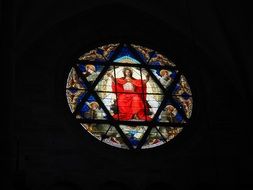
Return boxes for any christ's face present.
[125,69,131,77]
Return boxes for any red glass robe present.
[112,77,151,121]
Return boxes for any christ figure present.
[107,68,151,121]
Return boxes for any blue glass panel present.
[113,45,140,64]
[119,125,148,148]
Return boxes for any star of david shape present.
[66,43,192,150]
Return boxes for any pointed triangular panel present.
[81,123,110,141]
[78,95,108,120]
[157,126,183,142]
[102,126,128,149]
[142,127,165,149]
[158,101,186,123]
[173,96,193,119]
[172,75,192,96]
[119,125,148,148]
[97,43,119,61]
[78,49,106,62]
[113,45,141,64]
[77,64,104,84]
[66,89,85,113]
[66,67,86,89]
[131,44,154,63]
[148,52,176,66]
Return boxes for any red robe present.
[112,77,151,121]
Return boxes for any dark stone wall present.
[8,0,252,189]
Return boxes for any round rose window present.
[66,43,193,149]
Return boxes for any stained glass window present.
[66,43,193,149]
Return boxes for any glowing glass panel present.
[66,43,193,149]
